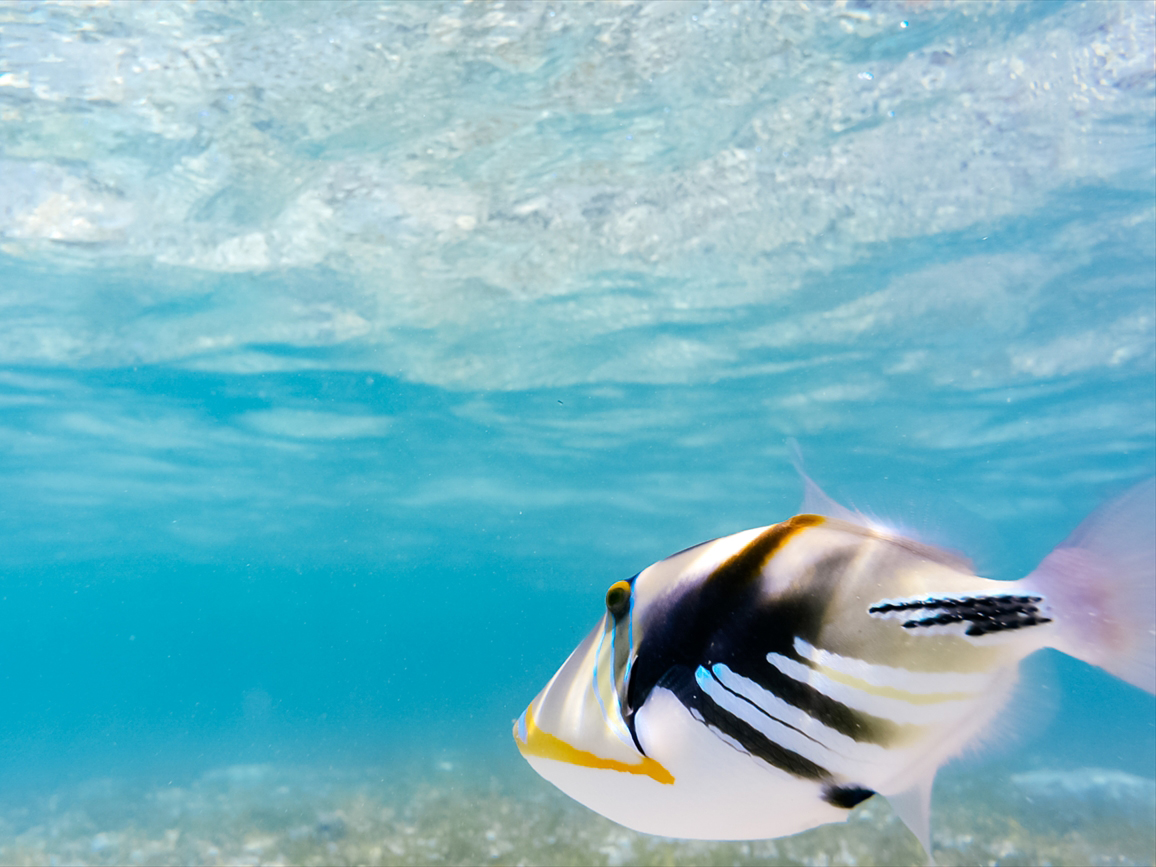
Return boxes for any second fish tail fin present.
[1022,477,1156,695]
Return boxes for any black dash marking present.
[870,595,1042,615]
[967,615,1052,636]
[823,784,875,809]
[878,594,1050,637]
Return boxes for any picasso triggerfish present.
[514,464,1155,861]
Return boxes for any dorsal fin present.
[787,439,864,524]
[787,441,975,574]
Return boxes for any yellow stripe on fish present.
[513,704,674,785]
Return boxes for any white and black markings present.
[669,663,831,781]
[627,522,895,751]
[622,517,908,797]
[868,594,1051,636]
[667,662,879,811]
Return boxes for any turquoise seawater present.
[0,2,1153,865]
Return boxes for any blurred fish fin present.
[787,439,862,524]
[1022,477,1156,695]
[787,442,977,572]
[886,775,935,865]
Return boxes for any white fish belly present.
[623,687,850,840]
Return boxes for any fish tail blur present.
[1022,477,1156,695]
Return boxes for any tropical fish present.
[513,466,1155,862]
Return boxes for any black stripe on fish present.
[626,521,902,748]
[709,546,908,746]
[702,664,832,752]
[737,652,904,745]
[869,594,1052,636]
[626,517,822,729]
[659,665,830,782]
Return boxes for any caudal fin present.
[1022,477,1156,694]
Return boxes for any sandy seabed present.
[0,759,1152,867]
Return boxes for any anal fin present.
[886,776,935,866]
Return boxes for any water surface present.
[0,1,1153,864]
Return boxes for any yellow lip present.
[514,704,674,785]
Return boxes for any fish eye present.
[605,580,631,617]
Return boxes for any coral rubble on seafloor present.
[0,760,1151,867]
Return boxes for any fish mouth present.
[513,703,674,785]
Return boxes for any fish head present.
[513,532,771,801]
[513,576,677,796]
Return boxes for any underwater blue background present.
[0,1,1153,858]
